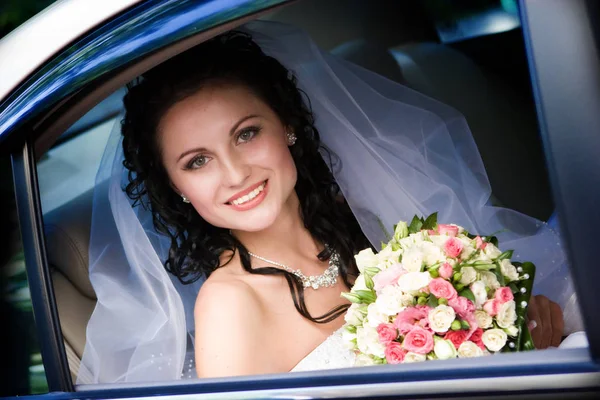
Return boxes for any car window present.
[37,116,115,214]
[0,154,49,396]
[23,0,598,397]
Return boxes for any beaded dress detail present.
[289,327,356,372]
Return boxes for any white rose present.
[480,271,501,290]
[354,353,376,366]
[482,328,508,352]
[428,305,456,333]
[397,271,432,295]
[376,245,402,269]
[356,326,386,358]
[398,232,425,248]
[474,310,493,329]
[434,338,458,360]
[499,259,520,282]
[458,341,484,358]
[351,275,368,292]
[504,325,519,337]
[459,237,476,258]
[471,281,488,307]
[429,235,448,248]
[420,241,446,267]
[344,303,365,325]
[401,246,424,272]
[367,302,393,327]
[460,267,478,285]
[400,292,415,307]
[355,248,378,273]
[403,352,427,363]
[483,243,502,259]
[342,329,357,350]
[496,300,517,328]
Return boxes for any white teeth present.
[231,182,266,206]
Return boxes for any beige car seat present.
[44,187,96,382]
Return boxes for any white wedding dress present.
[288,329,588,373]
[289,327,356,372]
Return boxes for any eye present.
[236,126,261,144]
[186,155,209,170]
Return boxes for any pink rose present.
[429,278,458,301]
[445,330,469,349]
[448,296,475,319]
[384,342,407,364]
[373,263,406,292]
[444,237,464,258]
[402,326,435,354]
[428,229,437,235]
[494,287,514,304]
[377,323,398,345]
[475,236,487,250]
[483,299,500,316]
[438,224,459,237]
[469,328,486,350]
[439,262,454,280]
[394,305,431,334]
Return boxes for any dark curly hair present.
[121,30,370,323]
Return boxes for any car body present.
[1,0,599,399]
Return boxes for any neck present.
[232,192,323,260]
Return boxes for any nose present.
[220,154,251,188]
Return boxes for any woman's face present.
[158,83,298,232]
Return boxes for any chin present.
[232,210,281,232]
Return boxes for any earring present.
[181,194,190,203]
[286,130,297,146]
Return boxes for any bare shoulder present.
[194,274,266,377]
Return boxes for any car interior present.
[35,0,557,382]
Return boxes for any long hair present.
[121,31,370,323]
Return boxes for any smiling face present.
[158,82,298,232]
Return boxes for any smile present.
[226,180,269,211]
[231,181,266,205]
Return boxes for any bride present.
[79,21,581,383]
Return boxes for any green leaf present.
[493,264,506,286]
[341,292,362,303]
[427,295,439,308]
[508,283,519,294]
[489,236,499,247]
[364,274,374,290]
[459,288,476,303]
[473,263,496,271]
[497,250,514,261]
[422,212,438,230]
[354,290,377,304]
[408,215,423,234]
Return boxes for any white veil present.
[78,21,580,384]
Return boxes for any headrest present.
[44,187,96,299]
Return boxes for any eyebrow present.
[176,114,260,162]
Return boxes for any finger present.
[537,295,552,349]
[527,296,542,346]
[550,301,564,348]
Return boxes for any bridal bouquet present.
[341,213,535,365]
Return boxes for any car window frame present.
[2,0,600,398]
[520,0,600,363]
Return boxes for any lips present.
[226,180,267,205]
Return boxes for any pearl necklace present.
[247,249,340,290]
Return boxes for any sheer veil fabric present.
[78,21,580,384]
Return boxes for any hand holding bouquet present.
[342,213,535,365]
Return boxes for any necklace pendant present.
[248,248,340,291]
